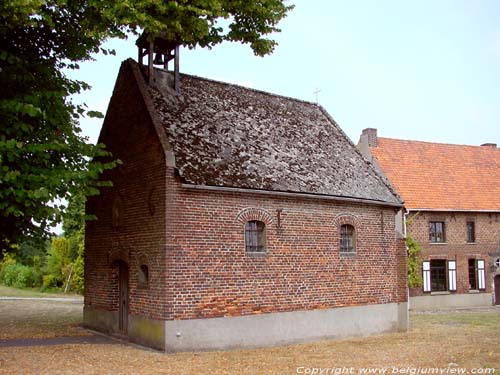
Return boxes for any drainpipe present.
[404,207,410,317]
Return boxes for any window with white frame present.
[468,259,486,290]
[422,259,456,292]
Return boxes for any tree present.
[0,0,293,255]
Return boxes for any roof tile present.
[370,138,500,210]
[131,61,401,205]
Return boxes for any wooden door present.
[118,262,129,333]
[495,275,500,306]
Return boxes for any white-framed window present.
[469,259,486,291]
[422,259,456,292]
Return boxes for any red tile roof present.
[370,138,500,211]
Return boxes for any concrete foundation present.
[84,302,408,352]
[164,302,408,352]
[128,314,165,350]
[83,306,119,334]
[83,306,166,350]
[409,293,492,310]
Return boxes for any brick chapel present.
[84,37,408,352]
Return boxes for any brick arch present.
[133,251,160,284]
[108,239,133,266]
[236,207,273,226]
[108,250,129,266]
[332,213,361,228]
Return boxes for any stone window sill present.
[340,252,356,258]
[430,291,450,295]
[429,242,447,245]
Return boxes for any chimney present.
[136,33,181,95]
[361,128,378,147]
[480,143,497,148]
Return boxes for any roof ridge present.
[177,71,320,108]
[378,137,499,149]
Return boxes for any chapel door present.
[118,261,129,333]
[495,275,500,306]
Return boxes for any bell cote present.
[136,33,181,95]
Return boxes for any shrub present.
[407,234,423,288]
[0,255,17,281]
[72,254,84,294]
[1,263,41,288]
[42,274,58,291]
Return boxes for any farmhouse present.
[84,39,408,351]
[359,128,500,310]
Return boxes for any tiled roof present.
[370,137,500,211]
[128,60,401,205]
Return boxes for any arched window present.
[138,264,149,288]
[245,220,266,253]
[340,224,356,253]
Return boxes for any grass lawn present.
[0,284,81,299]
[0,299,498,374]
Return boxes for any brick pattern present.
[164,186,407,320]
[408,211,499,296]
[85,62,168,320]
[85,62,408,325]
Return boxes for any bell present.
[153,52,164,65]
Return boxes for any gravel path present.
[0,334,115,348]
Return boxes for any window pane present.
[429,222,445,243]
[245,220,265,252]
[430,259,446,291]
[467,222,475,243]
[468,258,477,290]
[340,224,355,253]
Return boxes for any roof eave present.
[181,183,404,208]
[408,208,500,213]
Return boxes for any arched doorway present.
[495,275,500,306]
[116,260,129,333]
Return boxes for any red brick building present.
[359,128,500,310]
[84,44,408,351]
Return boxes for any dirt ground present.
[0,299,499,375]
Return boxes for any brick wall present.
[164,184,407,320]
[408,211,499,296]
[85,61,168,320]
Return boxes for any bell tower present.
[136,33,180,95]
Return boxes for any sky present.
[71,0,500,147]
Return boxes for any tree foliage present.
[407,234,423,288]
[406,213,422,288]
[0,0,293,254]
